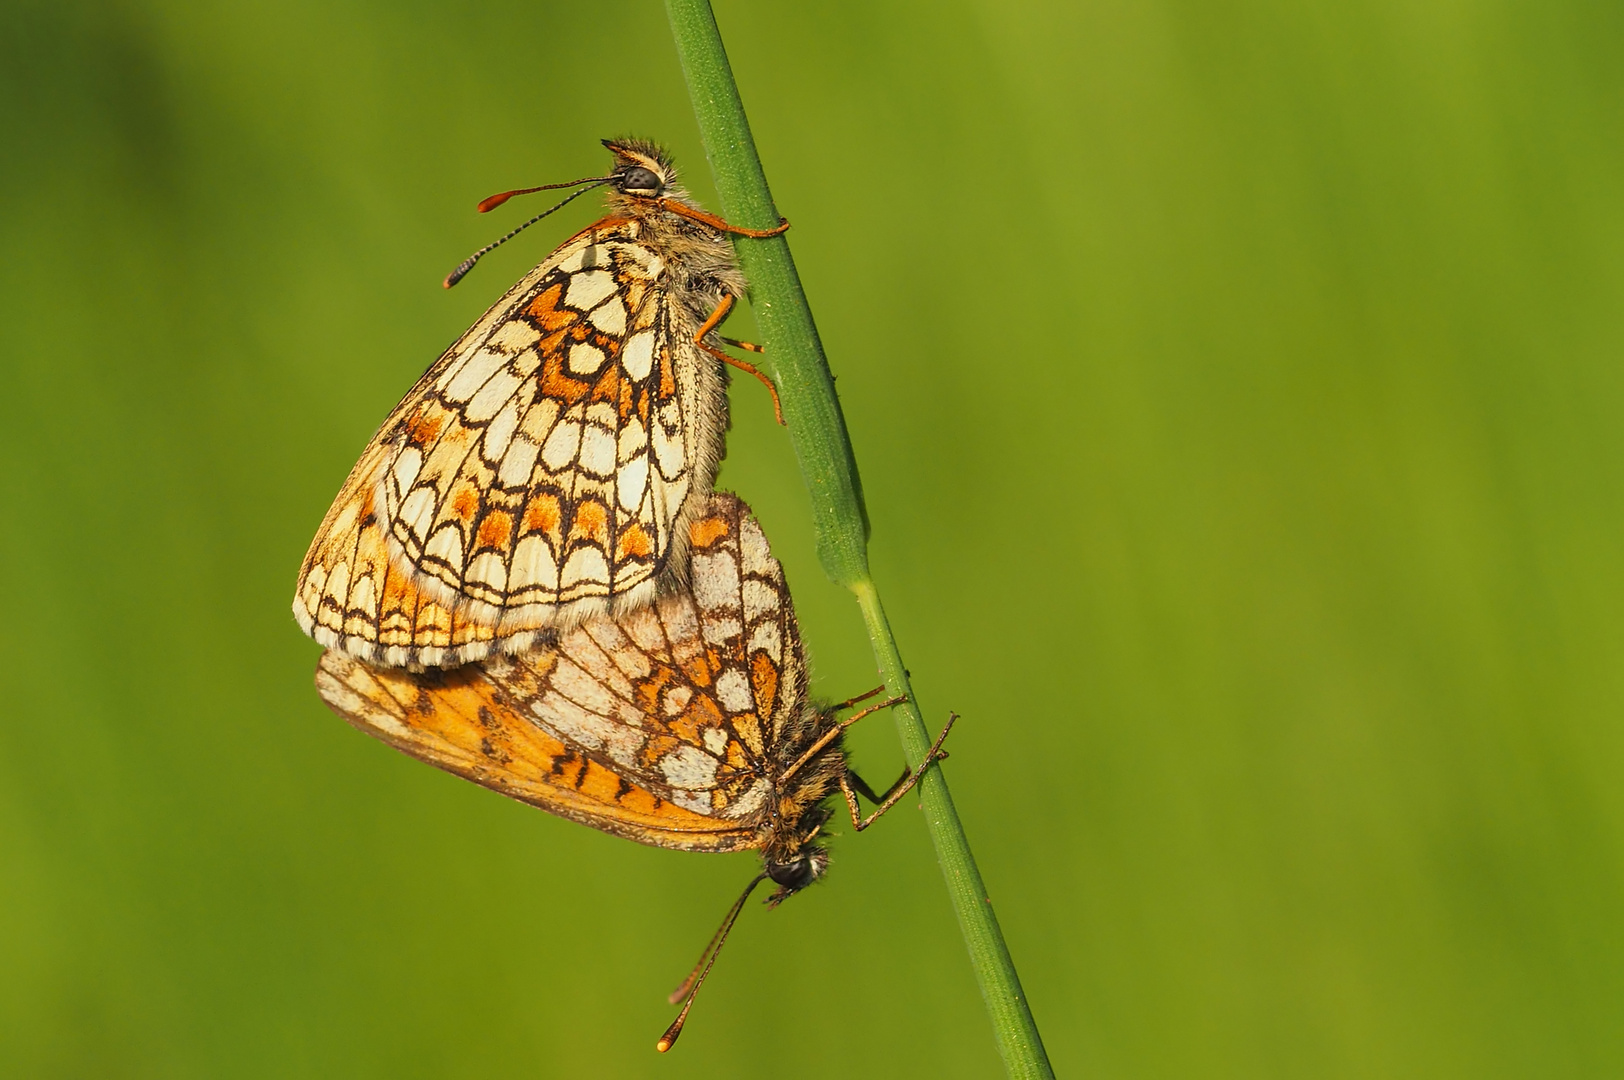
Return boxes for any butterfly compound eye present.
[617,167,662,195]
[766,856,816,891]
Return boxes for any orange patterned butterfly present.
[314,491,953,1050]
[294,140,787,669]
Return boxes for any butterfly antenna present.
[474,174,613,214]
[442,178,609,288]
[656,872,769,1053]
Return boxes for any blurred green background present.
[3,0,1622,1075]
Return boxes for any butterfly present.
[313,490,954,1050]
[293,139,788,669]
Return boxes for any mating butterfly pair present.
[292,141,949,1049]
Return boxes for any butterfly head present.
[764,846,829,907]
[603,139,678,199]
[761,801,833,906]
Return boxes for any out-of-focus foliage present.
[2,0,1621,1075]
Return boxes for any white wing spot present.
[748,620,782,661]
[392,447,422,493]
[533,686,645,768]
[558,244,589,274]
[550,656,620,720]
[483,401,518,463]
[622,332,656,380]
[487,319,541,355]
[467,551,508,593]
[509,534,559,591]
[716,668,753,714]
[497,435,540,488]
[578,423,616,479]
[440,349,505,404]
[617,417,648,462]
[465,368,521,424]
[540,419,583,470]
[564,269,617,311]
[399,486,438,542]
[567,342,607,376]
[691,552,738,611]
[660,744,719,791]
[742,579,777,623]
[589,297,627,335]
[425,524,464,570]
[704,616,742,647]
[620,605,666,652]
[520,396,561,444]
[723,782,768,821]
[673,790,711,814]
[651,404,685,479]
[561,545,610,590]
[615,456,648,513]
[348,574,376,618]
[664,684,694,716]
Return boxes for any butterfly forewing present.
[386,229,676,609]
[295,212,730,668]
[314,491,809,852]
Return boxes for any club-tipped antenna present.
[442,178,609,289]
[656,872,769,1053]
[475,174,612,214]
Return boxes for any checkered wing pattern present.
[313,491,810,852]
[295,217,728,669]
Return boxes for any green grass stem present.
[663,3,1055,1075]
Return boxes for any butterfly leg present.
[829,684,889,713]
[840,712,957,832]
[654,197,791,238]
[776,693,909,786]
[695,294,784,424]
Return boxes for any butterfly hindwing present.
[313,491,811,852]
[315,648,747,848]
